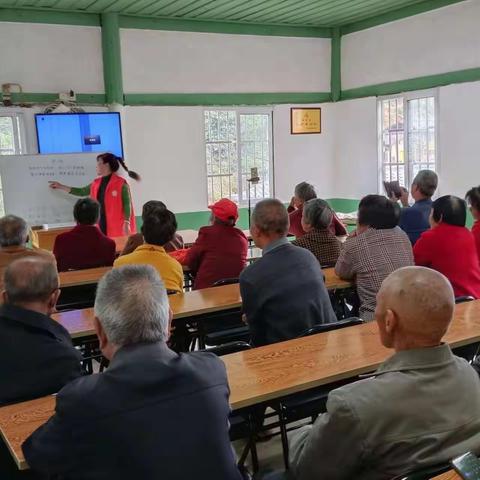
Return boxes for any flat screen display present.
[35,112,124,158]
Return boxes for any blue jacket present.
[240,239,337,346]
[399,199,432,245]
[23,343,243,480]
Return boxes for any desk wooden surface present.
[5,299,480,471]
[224,299,480,409]
[59,266,112,288]
[432,471,461,480]
[54,269,351,338]
[52,283,243,338]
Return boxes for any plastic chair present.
[198,278,249,347]
[277,318,365,470]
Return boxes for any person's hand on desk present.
[48,181,71,193]
[242,314,248,325]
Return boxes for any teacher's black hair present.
[97,153,141,181]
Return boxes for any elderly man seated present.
[241,198,337,346]
[0,215,55,282]
[23,265,244,480]
[287,267,480,480]
[0,257,82,406]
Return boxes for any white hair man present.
[0,215,55,283]
[23,265,244,480]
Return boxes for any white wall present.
[122,106,207,213]
[274,103,335,201]
[121,29,331,93]
[123,104,335,213]
[330,80,480,200]
[439,81,480,198]
[0,22,103,93]
[342,0,480,90]
[333,97,378,198]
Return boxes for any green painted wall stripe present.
[341,67,480,101]
[330,27,341,102]
[0,92,106,104]
[124,92,332,106]
[119,15,332,38]
[101,13,124,105]
[341,0,468,35]
[0,7,100,26]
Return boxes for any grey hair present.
[0,215,28,247]
[413,170,438,197]
[294,182,317,202]
[94,265,170,347]
[303,199,333,230]
[4,257,58,304]
[251,198,289,235]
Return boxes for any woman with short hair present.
[292,198,341,267]
[414,195,480,299]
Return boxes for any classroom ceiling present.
[0,0,443,27]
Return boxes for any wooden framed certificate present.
[290,107,322,135]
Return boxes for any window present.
[0,112,25,216]
[204,109,273,206]
[378,91,437,190]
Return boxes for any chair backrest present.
[455,296,475,304]
[392,462,451,480]
[204,341,252,357]
[212,278,240,287]
[298,317,364,338]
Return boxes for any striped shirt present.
[335,227,414,320]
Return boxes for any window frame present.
[0,108,27,155]
[377,89,440,195]
[203,107,274,207]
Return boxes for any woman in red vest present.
[49,153,140,238]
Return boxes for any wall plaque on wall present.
[290,107,321,134]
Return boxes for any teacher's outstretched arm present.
[49,182,91,196]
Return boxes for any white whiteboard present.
[0,153,98,226]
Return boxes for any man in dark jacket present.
[241,199,337,346]
[0,257,82,406]
[23,265,243,480]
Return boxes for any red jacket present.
[288,205,347,238]
[53,224,116,272]
[413,223,480,298]
[185,224,248,289]
[90,174,136,238]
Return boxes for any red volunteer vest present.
[90,174,136,238]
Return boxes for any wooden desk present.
[432,471,461,480]
[59,266,112,288]
[31,226,127,255]
[30,227,70,251]
[52,283,243,339]
[53,270,350,339]
[224,299,480,408]
[5,299,480,471]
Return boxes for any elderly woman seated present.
[292,198,342,267]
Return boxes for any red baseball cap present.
[208,198,239,223]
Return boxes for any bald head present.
[375,267,454,349]
[4,257,59,306]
